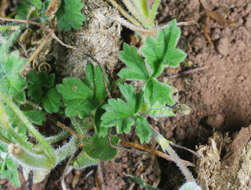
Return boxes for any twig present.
[96,162,106,190]
[168,67,207,79]
[120,140,195,167]
[27,30,53,64]
[60,155,74,190]
[51,33,77,49]
[55,121,83,139]
[109,14,196,36]
[0,17,46,29]
[170,143,201,158]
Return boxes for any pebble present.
[206,114,225,129]
[217,37,229,56]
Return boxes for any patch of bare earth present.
[157,0,251,189]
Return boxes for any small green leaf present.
[56,78,93,118]
[84,63,109,102]
[85,135,119,161]
[101,84,138,134]
[56,0,85,31]
[141,19,186,77]
[95,108,108,137]
[163,49,186,67]
[57,78,92,101]
[27,71,55,103]
[144,79,175,106]
[0,49,27,102]
[24,109,46,125]
[42,88,62,113]
[0,156,21,187]
[73,151,98,169]
[135,116,152,144]
[144,103,176,118]
[118,43,149,81]
[94,65,109,102]
[16,0,42,19]
[127,175,160,190]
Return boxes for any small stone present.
[217,37,230,56]
[192,37,206,52]
[206,114,224,129]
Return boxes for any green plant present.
[109,0,161,29]
[0,3,201,189]
[15,0,85,31]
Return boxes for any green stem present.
[9,144,53,170]
[32,131,70,153]
[151,127,194,182]
[0,91,56,165]
[45,131,70,144]
[55,136,77,164]
[149,0,161,22]
[71,117,85,136]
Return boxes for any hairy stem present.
[8,144,54,170]
[55,136,78,164]
[0,91,56,165]
[151,127,194,182]
[45,131,70,144]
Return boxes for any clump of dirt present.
[54,0,121,78]
[196,125,251,190]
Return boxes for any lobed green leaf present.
[118,43,149,81]
[101,84,138,133]
[144,79,175,106]
[85,135,119,161]
[56,0,85,31]
[141,19,186,77]
[135,116,152,144]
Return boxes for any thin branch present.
[170,143,201,158]
[168,67,208,79]
[55,121,83,139]
[109,15,196,36]
[27,30,53,64]
[96,162,106,190]
[52,33,77,49]
[0,17,47,29]
[120,140,195,167]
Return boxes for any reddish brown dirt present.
[1,0,251,189]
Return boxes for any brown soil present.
[1,0,251,189]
